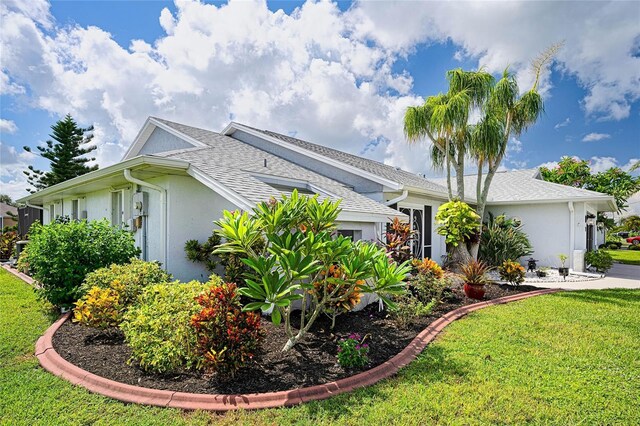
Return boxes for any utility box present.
[573,249,586,272]
[133,192,149,217]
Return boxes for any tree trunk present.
[455,143,466,200]
[448,243,473,272]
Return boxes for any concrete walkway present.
[536,263,640,290]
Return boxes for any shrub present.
[411,257,444,280]
[435,200,480,247]
[393,296,437,327]
[383,217,416,263]
[498,260,526,286]
[73,281,125,328]
[120,279,215,373]
[629,245,640,251]
[0,231,18,259]
[78,258,171,305]
[215,190,411,351]
[190,282,264,377]
[479,214,533,267]
[337,333,370,369]
[20,219,140,308]
[585,250,613,272]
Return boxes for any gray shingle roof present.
[150,118,403,219]
[432,169,613,204]
[233,124,449,197]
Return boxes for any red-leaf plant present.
[191,282,265,378]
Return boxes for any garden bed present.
[52,282,541,395]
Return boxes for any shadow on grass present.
[552,289,640,307]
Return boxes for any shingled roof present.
[226,123,450,198]
[150,118,405,220]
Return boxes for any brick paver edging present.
[31,281,560,411]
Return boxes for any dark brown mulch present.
[52,283,541,394]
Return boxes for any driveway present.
[536,263,640,290]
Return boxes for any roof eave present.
[17,156,191,205]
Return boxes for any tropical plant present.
[78,258,171,304]
[73,280,125,328]
[435,200,480,267]
[23,114,98,193]
[498,260,526,286]
[585,250,613,273]
[383,217,416,263]
[404,44,560,261]
[392,296,437,328]
[214,190,411,351]
[411,257,444,280]
[621,215,640,232]
[120,279,213,373]
[0,231,18,259]
[479,213,533,266]
[21,219,140,308]
[458,260,493,286]
[190,282,264,378]
[558,254,568,268]
[337,333,370,369]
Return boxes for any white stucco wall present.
[486,203,573,268]
[163,175,239,282]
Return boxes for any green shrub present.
[498,260,526,286]
[120,279,216,373]
[190,282,264,377]
[78,258,171,305]
[393,295,437,327]
[585,250,613,272]
[629,245,640,251]
[22,219,140,308]
[479,214,533,267]
[435,200,480,247]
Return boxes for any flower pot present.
[463,283,485,300]
[558,267,569,276]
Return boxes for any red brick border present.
[28,285,561,411]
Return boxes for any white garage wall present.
[486,202,572,268]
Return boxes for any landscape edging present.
[30,285,561,411]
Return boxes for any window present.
[337,229,362,241]
[111,191,123,226]
[71,199,79,221]
[49,205,55,224]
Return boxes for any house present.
[17,117,616,281]
[1,202,18,230]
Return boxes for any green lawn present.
[1,268,639,426]
[603,248,640,265]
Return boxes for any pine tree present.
[23,114,98,193]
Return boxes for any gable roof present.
[432,169,616,210]
[149,118,405,222]
[222,122,450,198]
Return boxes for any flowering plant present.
[498,260,526,286]
[337,333,370,369]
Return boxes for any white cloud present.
[0,0,638,198]
[582,132,611,142]
[0,142,36,199]
[0,119,18,134]
[554,117,570,130]
[589,156,618,173]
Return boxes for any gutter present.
[568,201,575,269]
[123,169,167,270]
[25,201,45,211]
[385,190,408,207]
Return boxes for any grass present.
[1,268,639,425]
[603,247,640,265]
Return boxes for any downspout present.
[384,190,409,207]
[568,201,575,269]
[124,169,167,270]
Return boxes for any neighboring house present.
[18,117,615,280]
[0,202,18,230]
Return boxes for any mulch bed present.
[52,283,541,394]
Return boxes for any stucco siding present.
[486,203,571,268]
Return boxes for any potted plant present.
[458,260,492,300]
[535,267,549,278]
[558,254,569,279]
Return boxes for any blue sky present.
[1,0,639,199]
